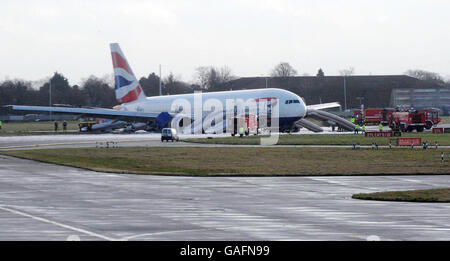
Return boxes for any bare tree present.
[195,66,236,91]
[195,66,210,90]
[405,69,444,84]
[339,67,355,76]
[270,62,298,77]
[218,66,236,83]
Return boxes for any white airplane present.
[7,43,349,133]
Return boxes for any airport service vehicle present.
[388,109,441,132]
[79,118,126,132]
[6,43,349,133]
[78,120,97,132]
[354,108,395,126]
[161,128,179,142]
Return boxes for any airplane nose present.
[298,97,307,118]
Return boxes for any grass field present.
[0,121,80,136]
[2,147,449,176]
[352,188,450,203]
[186,133,450,146]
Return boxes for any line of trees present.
[0,73,117,108]
[0,68,238,108]
[1,65,449,109]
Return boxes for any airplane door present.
[257,98,272,128]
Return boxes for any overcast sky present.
[1,0,449,86]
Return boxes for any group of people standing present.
[54,121,68,132]
[351,117,384,134]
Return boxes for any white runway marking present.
[119,228,216,241]
[0,205,116,241]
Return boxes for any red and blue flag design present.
[110,43,145,103]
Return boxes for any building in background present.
[390,88,450,115]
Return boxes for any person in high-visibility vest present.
[0,120,2,130]
[378,123,383,132]
[350,117,355,124]
[239,127,244,137]
[354,124,359,134]
[362,124,366,133]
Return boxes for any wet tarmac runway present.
[1,155,450,241]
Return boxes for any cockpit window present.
[285,100,300,104]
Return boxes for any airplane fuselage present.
[118,88,307,131]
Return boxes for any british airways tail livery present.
[110,43,146,103]
[6,43,354,133]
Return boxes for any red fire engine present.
[354,108,395,125]
[388,109,441,132]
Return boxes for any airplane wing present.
[5,105,172,126]
[306,102,341,111]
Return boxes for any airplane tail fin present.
[110,43,146,104]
